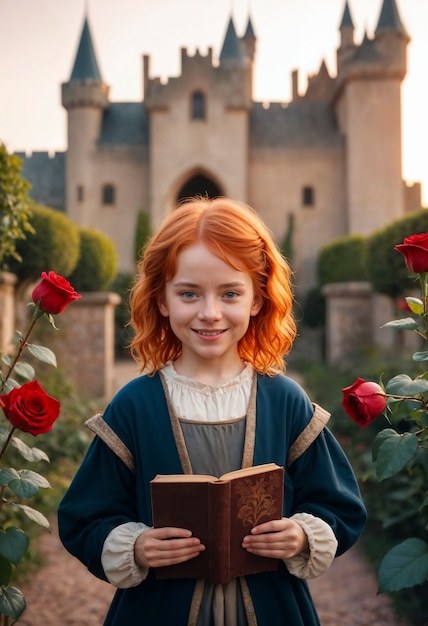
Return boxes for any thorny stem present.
[0,426,16,465]
[419,272,428,341]
[1,316,38,390]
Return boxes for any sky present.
[1,0,427,203]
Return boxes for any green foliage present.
[8,205,79,282]
[134,209,151,263]
[68,227,118,292]
[297,359,428,624]
[110,272,135,357]
[301,287,326,328]
[280,213,294,264]
[367,209,428,296]
[0,144,33,271]
[318,234,368,285]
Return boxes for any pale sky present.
[1,0,427,203]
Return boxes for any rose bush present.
[0,271,80,624]
[342,235,428,596]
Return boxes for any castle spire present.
[69,17,103,81]
[339,1,354,29]
[219,16,244,63]
[375,0,408,37]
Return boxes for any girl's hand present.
[242,517,308,560]
[134,527,205,569]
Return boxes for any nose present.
[198,295,221,321]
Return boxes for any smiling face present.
[158,242,262,381]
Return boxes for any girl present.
[58,197,366,625]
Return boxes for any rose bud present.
[394,233,428,274]
[32,271,81,315]
[0,380,61,436]
[342,377,387,428]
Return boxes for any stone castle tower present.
[19,0,421,293]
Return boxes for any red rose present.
[394,233,428,273]
[0,380,61,436]
[32,271,81,315]
[342,377,387,428]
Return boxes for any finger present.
[152,526,194,540]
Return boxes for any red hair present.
[130,197,296,374]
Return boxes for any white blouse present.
[101,364,337,588]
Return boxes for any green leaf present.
[386,374,428,396]
[375,431,419,480]
[0,468,19,485]
[8,470,51,499]
[11,504,51,530]
[0,425,11,448]
[413,351,428,362]
[378,538,428,592]
[0,555,12,586]
[0,527,29,564]
[1,355,11,367]
[1,378,19,392]
[421,491,428,509]
[372,428,396,462]
[26,343,57,367]
[406,297,424,315]
[0,585,26,619]
[12,361,35,381]
[382,317,419,330]
[11,437,50,463]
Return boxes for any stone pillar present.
[49,292,121,399]
[322,282,372,366]
[0,272,17,355]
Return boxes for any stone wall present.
[46,292,121,399]
[0,275,120,400]
[0,272,17,355]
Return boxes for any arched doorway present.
[177,174,222,202]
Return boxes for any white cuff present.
[101,522,150,588]
[283,513,338,579]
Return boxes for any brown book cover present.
[150,463,284,584]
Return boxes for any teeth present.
[197,331,222,336]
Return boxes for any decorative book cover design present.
[150,463,284,584]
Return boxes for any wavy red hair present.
[130,197,296,375]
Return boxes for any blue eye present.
[181,291,197,299]
[224,291,238,299]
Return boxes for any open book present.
[150,463,284,584]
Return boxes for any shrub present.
[318,234,368,285]
[134,209,151,263]
[9,204,79,281]
[110,272,135,357]
[301,286,326,328]
[0,144,33,271]
[68,227,118,292]
[367,209,428,296]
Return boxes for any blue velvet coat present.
[58,372,367,625]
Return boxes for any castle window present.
[302,186,315,207]
[102,184,115,206]
[77,185,84,202]
[191,91,206,120]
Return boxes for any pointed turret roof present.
[70,17,103,81]
[339,1,354,29]
[375,0,407,36]
[244,16,256,40]
[219,17,244,63]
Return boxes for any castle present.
[18,0,422,294]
